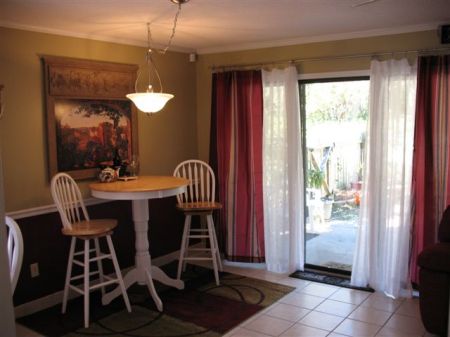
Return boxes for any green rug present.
[18,264,294,337]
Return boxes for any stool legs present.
[62,237,76,314]
[177,213,222,285]
[94,238,106,297]
[62,235,131,328]
[105,235,131,313]
[206,215,220,285]
[83,240,90,328]
[177,215,191,280]
[211,216,223,272]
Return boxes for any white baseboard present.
[223,260,266,269]
[14,248,184,318]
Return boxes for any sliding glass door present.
[300,77,369,274]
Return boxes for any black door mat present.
[289,270,374,292]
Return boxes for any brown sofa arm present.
[419,268,450,336]
[418,243,450,273]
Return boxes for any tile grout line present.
[295,283,396,336]
[223,266,423,337]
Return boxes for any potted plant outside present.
[306,169,325,230]
[321,192,334,220]
[308,169,323,189]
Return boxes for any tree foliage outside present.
[305,80,369,124]
[304,79,369,194]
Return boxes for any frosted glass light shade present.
[126,92,174,113]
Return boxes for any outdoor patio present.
[305,197,360,272]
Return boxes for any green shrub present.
[308,169,324,189]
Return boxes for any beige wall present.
[0,27,197,212]
[1,27,445,212]
[195,29,443,161]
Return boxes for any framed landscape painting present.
[43,56,138,179]
[54,99,133,172]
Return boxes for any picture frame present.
[42,56,139,180]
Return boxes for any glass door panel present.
[300,77,369,273]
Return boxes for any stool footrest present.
[90,278,118,290]
[74,248,97,256]
[69,284,84,295]
[90,253,111,262]
[71,270,100,282]
[68,278,119,294]
[183,256,214,261]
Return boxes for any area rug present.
[18,264,294,337]
[289,270,374,292]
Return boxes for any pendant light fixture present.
[127,0,189,113]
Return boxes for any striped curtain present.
[210,70,265,262]
[411,55,450,284]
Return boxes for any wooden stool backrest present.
[173,160,216,205]
[5,216,23,293]
[51,173,89,231]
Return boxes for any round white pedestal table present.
[89,176,188,311]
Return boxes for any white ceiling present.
[1,0,449,54]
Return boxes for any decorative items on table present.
[98,149,122,182]
[117,155,139,181]
[128,155,139,177]
[98,149,139,182]
[98,167,118,183]
[113,149,128,177]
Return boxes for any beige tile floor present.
[16,261,437,337]
[221,263,436,337]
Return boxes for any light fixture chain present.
[147,52,163,92]
[147,2,182,55]
[126,0,184,113]
[162,2,181,54]
[146,23,164,93]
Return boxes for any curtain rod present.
[210,46,450,71]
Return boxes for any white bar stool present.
[51,173,131,328]
[173,160,223,285]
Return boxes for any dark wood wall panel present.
[13,197,184,306]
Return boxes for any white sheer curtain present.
[351,58,417,298]
[262,66,304,273]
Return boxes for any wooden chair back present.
[51,173,89,231]
[5,216,23,293]
[173,160,216,205]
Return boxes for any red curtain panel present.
[411,55,450,284]
[210,70,265,262]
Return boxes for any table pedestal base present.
[102,199,184,311]
[102,266,184,311]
